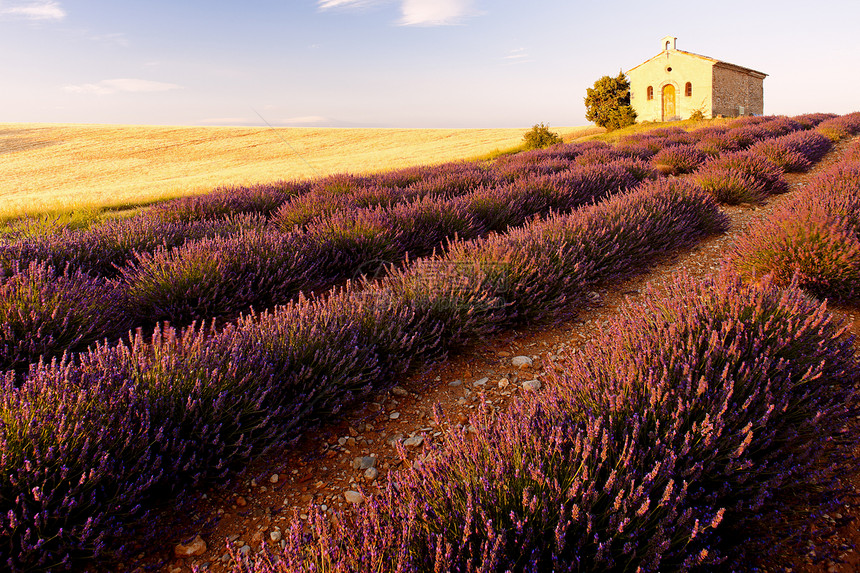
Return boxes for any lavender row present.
[1,162,643,372]
[239,269,860,572]
[1,115,846,372]
[686,117,858,205]
[0,177,726,571]
[0,212,268,277]
[731,135,860,299]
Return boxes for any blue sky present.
[2,0,858,128]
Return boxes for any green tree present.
[584,72,637,131]
[522,123,563,150]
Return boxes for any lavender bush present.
[0,319,303,571]
[816,112,860,141]
[147,180,307,223]
[792,112,837,129]
[749,140,812,172]
[731,158,860,299]
[750,130,832,172]
[651,144,707,174]
[120,228,326,326]
[692,151,787,204]
[0,262,129,372]
[0,212,265,277]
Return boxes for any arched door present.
[662,84,676,121]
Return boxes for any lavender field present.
[2,112,860,572]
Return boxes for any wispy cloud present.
[0,0,65,20]
[399,0,478,26]
[318,0,480,26]
[63,78,182,96]
[504,47,532,64]
[318,0,381,10]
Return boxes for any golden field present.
[0,123,600,219]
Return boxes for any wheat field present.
[0,123,600,219]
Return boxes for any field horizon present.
[1,123,601,220]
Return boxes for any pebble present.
[392,386,409,396]
[498,378,510,389]
[448,379,463,387]
[403,435,424,448]
[270,530,282,543]
[511,356,533,368]
[364,467,379,481]
[498,350,512,357]
[174,535,207,558]
[269,474,279,484]
[389,412,401,420]
[353,456,377,470]
[344,490,364,504]
[235,496,247,507]
[522,379,542,392]
[473,377,489,387]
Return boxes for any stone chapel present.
[626,36,767,122]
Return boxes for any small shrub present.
[522,123,563,150]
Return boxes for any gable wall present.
[712,65,765,117]
[628,51,714,122]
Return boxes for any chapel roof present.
[627,43,767,79]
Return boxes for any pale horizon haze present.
[2,0,858,129]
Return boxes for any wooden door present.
[662,84,676,121]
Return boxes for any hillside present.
[3,114,860,573]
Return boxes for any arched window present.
[647,86,653,101]
[685,82,692,97]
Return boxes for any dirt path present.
[142,138,860,573]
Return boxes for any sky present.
[1,0,859,128]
